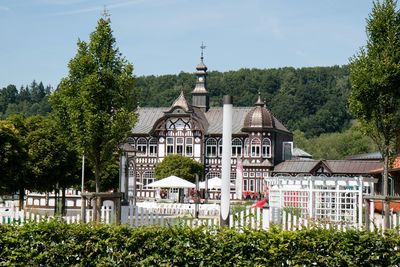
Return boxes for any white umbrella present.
[145,175,195,188]
[199,177,234,189]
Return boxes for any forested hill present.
[0,81,52,119]
[1,65,351,138]
[136,65,351,138]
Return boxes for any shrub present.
[0,220,399,266]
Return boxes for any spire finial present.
[255,91,264,106]
[200,42,206,61]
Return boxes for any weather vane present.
[200,42,206,60]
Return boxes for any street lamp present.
[120,143,139,207]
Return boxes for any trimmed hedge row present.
[0,220,400,266]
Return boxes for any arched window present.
[251,138,261,157]
[149,138,158,156]
[137,137,147,155]
[206,138,217,157]
[127,137,135,146]
[231,138,242,157]
[262,138,272,158]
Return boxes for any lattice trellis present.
[266,176,376,226]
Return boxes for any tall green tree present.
[155,154,204,183]
[50,13,137,193]
[349,0,400,227]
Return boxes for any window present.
[166,137,174,154]
[218,139,223,157]
[243,179,248,191]
[231,138,242,157]
[206,172,221,180]
[176,137,184,155]
[262,138,271,158]
[137,138,147,155]
[251,138,261,157]
[206,138,217,157]
[143,171,155,186]
[185,137,193,156]
[249,179,255,191]
[149,138,158,156]
[282,142,293,160]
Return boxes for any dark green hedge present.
[0,220,399,266]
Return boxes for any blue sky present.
[0,0,374,89]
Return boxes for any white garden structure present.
[266,175,377,227]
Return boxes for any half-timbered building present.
[128,55,293,199]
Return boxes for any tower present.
[192,43,209,112]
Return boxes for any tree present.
[349,0,400,228]
[50,13,137,193]
[24,116,80,192]
[155,154,204,183]
[0,118,29,209]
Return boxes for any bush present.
[0,220,399,266]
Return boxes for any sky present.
[0,0,374,89]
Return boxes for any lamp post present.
[120,143,139,207]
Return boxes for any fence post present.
[364,199,370,231]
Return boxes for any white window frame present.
[137,137,147,155]
[149,138,158,157]
[185,137,193,156]
[166,137,174,154]
[231,138,242,157]
[251,138,261,157]
[206,138,217,157]
[176,137,184,155]
[262,138,272,158]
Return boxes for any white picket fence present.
[0,206,114,225]
[2,205,400,232]
[122,206,219,228]
[136,202,220,217]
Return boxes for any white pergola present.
[266,175,377,227]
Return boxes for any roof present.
[132,108,165,134]
[346,151,382,160]
[205,107,290,135]
[292,147,312,158]
[273,160,383,175]
[169,91,189,112]
[132,106,291,135]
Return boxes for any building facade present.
[127,56,293,199]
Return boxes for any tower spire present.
[192,42,209,112]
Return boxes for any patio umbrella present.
[199,177,234,189]
[145,175,195,188]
